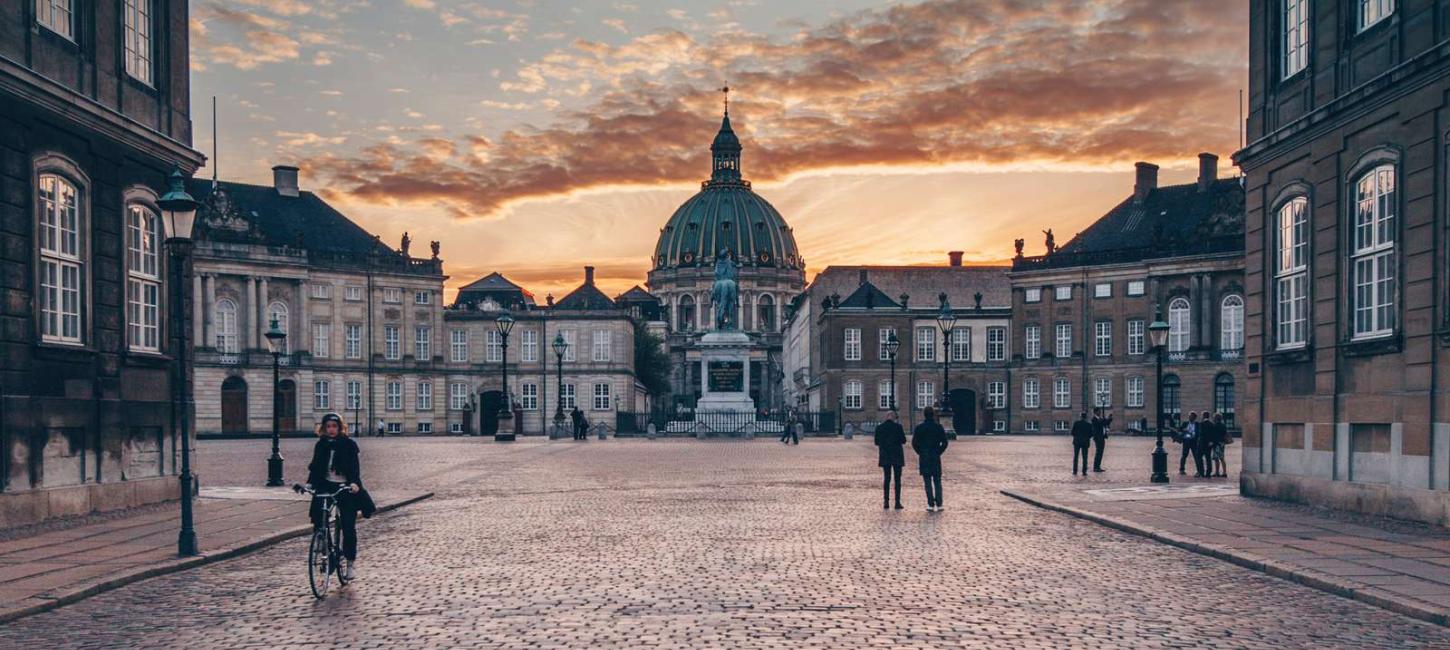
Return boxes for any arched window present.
[37,173,84,344]
[126,203,162,352]
[1161,374,1181,419]
[678,294,696,332]
[1220,295,1244,352]
[758,294,775,332]
[1167,297,1190,353]
[1275,197,1309,348]
[1214,373,1236,429]
[1351,164,1396,338]
[267,301,289,353]
[215,299,238,353]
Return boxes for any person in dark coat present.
[297,412,373,581]
[1071,412,1093,475]
[571,406,587,440]
[1197,411,1220,477]
[911,407,950,512]
[1177,412,1203,476]
[1091,407,1113,472]
[874,411,907,510]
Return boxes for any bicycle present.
[294,483,354,599]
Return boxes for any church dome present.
[652,108,803,272]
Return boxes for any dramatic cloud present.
[301,0,1246,221]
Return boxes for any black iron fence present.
[615,410,838,436]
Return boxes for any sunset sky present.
[190,0,1249,301]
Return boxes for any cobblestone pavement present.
[4,436,1449,648]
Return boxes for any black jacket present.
[306,436,376,518]
[1091,415,1112,440]
[1071,419,1094,445]
[874,420,906,468]
[911,420,949,475]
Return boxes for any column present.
[258,277,270,343]
[247,277,259,349]
[298,280,310,352]
[192,273,205,347]
[204,274,216,347]
[1200,274,1213,348]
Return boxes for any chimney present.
[948,251,964,267]
[584,266,595,285]
[272,165,300,197]
[1197,153,1219,192]
[1133,162,1159,202]
[858,269,868,285]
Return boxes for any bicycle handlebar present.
[293,483,354,498]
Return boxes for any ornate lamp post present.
[495,311,515,441]
[264,316,287,486]
[885,332,901,411]
[1149,306,1171,484]
[552,332,568,435]
[159,168,199,556]
[936,293,957,414]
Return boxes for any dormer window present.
[36,0,74,41]
[1358,0,1394,32]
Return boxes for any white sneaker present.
[342,560,356,581]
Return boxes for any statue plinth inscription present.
[707,361,744,393]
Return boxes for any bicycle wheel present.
[332,519,351,587]
[308,525,333,599]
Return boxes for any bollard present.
[646,422,657,440]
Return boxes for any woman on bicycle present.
[300,412,368,580]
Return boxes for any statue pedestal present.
[696,331,755,415]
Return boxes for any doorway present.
[221,376,248,434]
[277,379,297,433]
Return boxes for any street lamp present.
[885,332,901,411]
[936,293,957,415]
[1148,305,1171,484]
[552,332,568,436]
[159,167,199,556]
[264,315,287,486]
[495,311,515,441]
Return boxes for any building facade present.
[1,0,206,524]
[1236,0,1450,523]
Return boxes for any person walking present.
[1091,407,1113,472]
[297,413,375,581]
[1071,412,1093,476]
[780,411,799,445]
[912,407,950,512]
[874,411,906,510]
[375,418,385,438]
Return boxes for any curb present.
[1000,489,1450,628]
[0,492,433,625]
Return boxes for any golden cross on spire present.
[720,84,730,116]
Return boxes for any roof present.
[836,281,901,310]
[459,272,525,293]
[615,285,659,303]
[189,179,396,257]
[1044,178,1245,263]
[553,278,618,311]
[807,266,1012,311]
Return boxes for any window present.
[1053,377,1070,409]
[449,329,468,362]
[993,420,1006,433]
[417,422,433,434]
[916,327,935,362]
[384,326,400,360]
[562,330,576,362]
[1094,377,1111,408]
[592,382,611,410]
[1054,323,1072,358]
[122,0,154,83]
[267,302,289,353]
[1358,0,1394,31]
[346,381,362,410]
[1214,374,1236,429]
[1127,376,1145,408]
[417,381,433,410]
[1276,197,1309,348]
[521,329,538,362]
[1024,288,1042,303]
[311,283,331,299]
[450,382,469,410]
[1127,280,1146,297]
[1168,298,1190,353]
[386,381,402,410]
[1351,165,1396,338]
[678,295,696,332]
[987,327,1006,361]
[561,383,577,410]
[951,327,970,362]
[1127,319,1145,355]
[878,327,897,360]
[1023,378,1040,409]
[916,381,935,409]
[1162,375,1181,418]
[125,204,161,352]
[415,326,432,360]
[314,380,330,410]
[486,330,503,362]
[36,0,74,40]
[521,383,538,410]
[414,290,431,305]
[1094,283,1112,298]
[386,422,402,434]
[345,324,362,359]
[1221,295,1244,351]
[1024,420,1040,432]
[987,381,1006,409]
[1055,420,1069,432]
[1094,321,1111,357]
[345,286,362,301]
[878,380,896,410]
[215,299,238,353]
[844,380,863,409]
[312,323,331,358]
[592,330,611,362]
[1055,286,1072,301]
[383,288,401,303]
[1284,0,1309,77]
[844,328,862,361]
[758,294,776,332]
[37,174,83,344]
[450,422,463,434]
[1024,325,1041,359]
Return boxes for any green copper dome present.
[653,111,803,271]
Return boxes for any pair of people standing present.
[874,408,950,511]
[1070,408,1113,475]
[570,407,589,440]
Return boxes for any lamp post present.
[495,311,515,441]
[264,316,287,486]
[885,332,901,412]
[552,332,568,436]
[159,167,198,556]
[1148,306,1171,484]
[936,293,957,417]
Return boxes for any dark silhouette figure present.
[780,411,799,445]
[1071,412,1093,475]
[1196,411,1219,477]
[912,407,950,512]
[1091,407,1113,472]
[1177,412,1204,476]
[571,407,588,441]
[1043,229,1056,255]
[874,412,906,510]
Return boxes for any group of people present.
[873,408,951,511]
[569,407,590,440]
[1173,411,1231,477]
[1069,408,1113,475]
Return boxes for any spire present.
[710,86,742,183]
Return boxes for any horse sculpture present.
[711,249,739,331]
